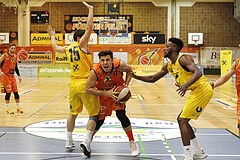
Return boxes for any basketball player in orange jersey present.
[211,58,240,137]
[126,38,212,160]
[0,43,23,114]
[85,50,140,157]
[47,1,100,157]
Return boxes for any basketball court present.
[0,76,239,160]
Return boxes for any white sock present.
[191,138,202,153]
[85,130,93,142]
[16,103,20,108]
[67,131,73,141]
[183,145,192,158]
[5,104,10,109]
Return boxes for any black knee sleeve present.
[13,92,20,99]
[116,110,130,128]
[5,93,11,100]
[95,119,105,130]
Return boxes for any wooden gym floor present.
[0,75,239,160]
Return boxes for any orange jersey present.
[93,59,125,120]
[93,59,124,90]
[1,53,18,75]
[235,58,240,97]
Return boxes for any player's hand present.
[175,83,187,97]
[83,1,93,9]
[47,25,55,37]
[104,87,118,102]
[0,71,4,77]
[18,76,22,83]
[210,82,214,89]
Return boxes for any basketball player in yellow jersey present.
[128,38,212,160]
[47,2,100,157]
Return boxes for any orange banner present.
[0,44,200,65]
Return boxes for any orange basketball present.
[17,50,28,61]
[114,85,131,103]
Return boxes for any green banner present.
[38,64,70,77]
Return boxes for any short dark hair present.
[98,50,113,59]
[169,37,183,52]
[9,43,16,48]
[73,30,85,41]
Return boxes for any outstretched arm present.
[131,63,169,83]
[118,60,132,86]
[79,1,94,51]
[47,25,67,53]
[212,61,236,89]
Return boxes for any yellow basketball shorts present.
[180,82,213,120]
[69,79,100,116]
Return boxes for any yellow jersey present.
[65,42,93,80]
[167,54,208,90]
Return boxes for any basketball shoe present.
[80,140,91,157]
[130,140,140,157]
[6,108,14,114]
[65,140,75,151]
[193,150,207,159]
[16,107,23,113]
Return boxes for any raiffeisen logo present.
[25,118,180,142]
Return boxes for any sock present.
[85,130,93,142]
[191,138,202,153]
[5,104,10,110]
[67,131,73,141]
[183,145,192,158]
[126,130,134,141]
[16,103,20,108]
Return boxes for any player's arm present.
[47,25,67,53]
[85,70,117,99]
[212,61,236,89]
[131,63,169,83]
[15,63,22,83]
[0,54,5,76]
[79,1,93,51]
[118,60,132,86]
[179,55,202,88]
[176,55,202,96]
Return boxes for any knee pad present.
[5,93,11,100]
[13,92,19,99]
[116,110,130,128]
[89,115,98,123]
[95,119,105,130]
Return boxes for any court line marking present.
[0,152,239,157]
[28,90,68,118]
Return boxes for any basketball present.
[114,85,131,103]
[18,50,28,61]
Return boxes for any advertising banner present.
[27,51,52,62]
[65,33,97,44]
[38,64,70,77]
[93,52,128,63]
[99,34,131,44]
[220,50,232,76]
[55,52,69,64]
[134,34,165,44]
[31,33,63,45]
[64,15,133,33]
[200,47,240,69]
[18,64,38,76]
